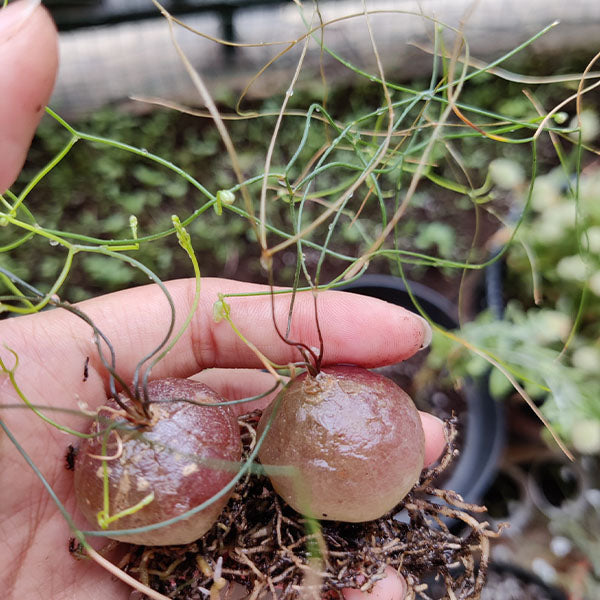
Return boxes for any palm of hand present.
[1,374,130,599]
[0,278,436,600]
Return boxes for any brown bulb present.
[74,378,241,546]
[257,366,425,522]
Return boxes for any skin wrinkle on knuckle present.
[260,291,335,363]
[284,300,320,349]
[250,299,301,364]
[195,290,290,369]
[190,292,221,370]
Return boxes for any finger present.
[343,566,406,600]
[192,368,446,464]
[3,278,432,400]
[420,412,447,467]
[191,368,284,415]
[0,0,59,193]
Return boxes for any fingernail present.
[0,0,41,41]
[416,315,433,350]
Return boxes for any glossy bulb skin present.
[257,366,425,522]
[74,378,241,546]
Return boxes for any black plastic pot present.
[340,274,505,507]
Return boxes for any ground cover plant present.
[2,1,599,598]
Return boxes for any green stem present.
[0,349,97,437]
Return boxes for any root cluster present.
[118,413,504,600]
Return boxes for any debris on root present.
[116,413,505,600]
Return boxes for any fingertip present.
[0,0,59,192]
[342,567,406,600]
[419,411,447,467]
[415,315,433,350]
[310,290,431,367]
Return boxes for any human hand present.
[0,2,445,598]
[0,281,444,600]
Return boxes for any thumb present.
[0,0,59,193]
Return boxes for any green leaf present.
[163,178,188,198]
[414,223,456,258]
[82,255,133,288]
[132,165,169,187]
[489,367,513,399]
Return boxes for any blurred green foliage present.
[7,78,500,301]
[429,149,600,455]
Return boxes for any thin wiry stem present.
[151,0,257,239]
